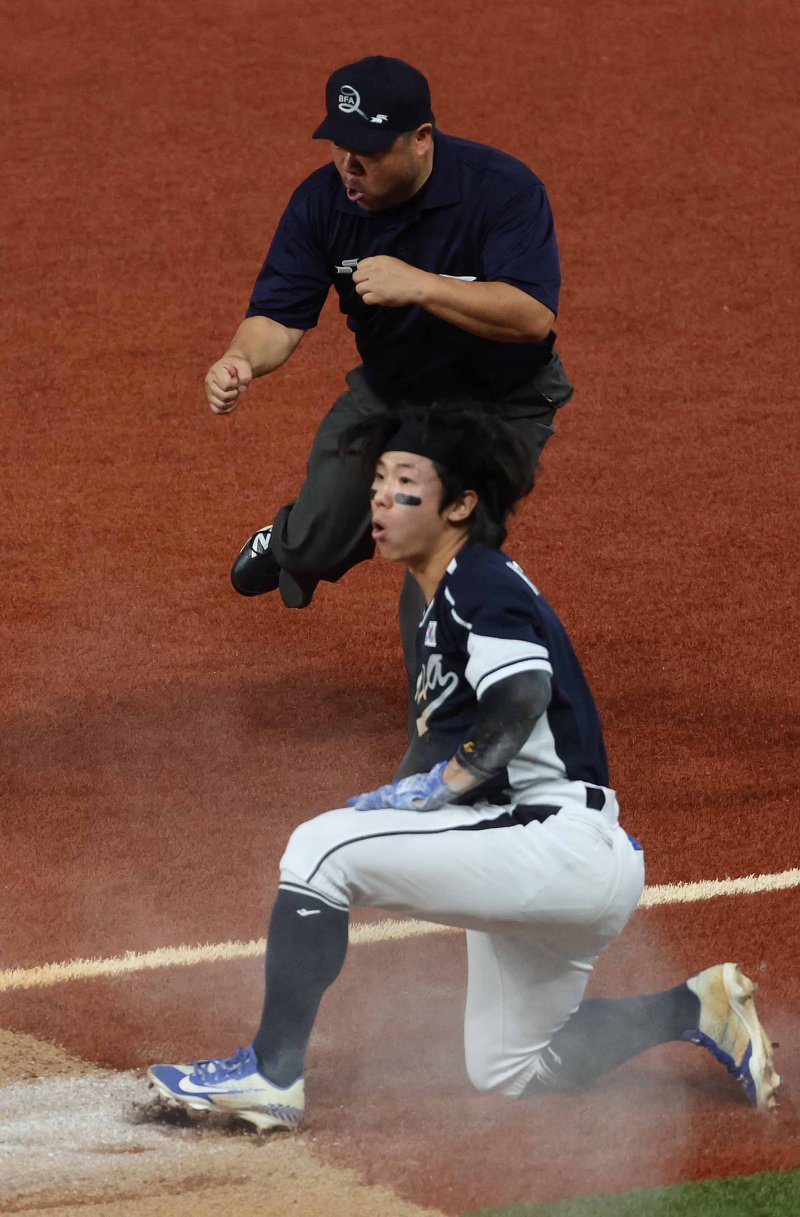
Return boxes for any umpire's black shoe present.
[231,525,281,596]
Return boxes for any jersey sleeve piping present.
[475,657,553,699]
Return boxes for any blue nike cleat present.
[683,963,780,1110]
[147,1044,304,1131]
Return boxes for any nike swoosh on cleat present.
[178,1077,258,1096]
[296,909,321,917]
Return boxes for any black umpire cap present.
[312,56,434,154]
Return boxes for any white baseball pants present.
[280,794,645,1096]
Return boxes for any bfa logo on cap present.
[338,85,362,115]
[338,84,388,124]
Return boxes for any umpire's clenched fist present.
[352,256,429,308]
[205,356,253,414]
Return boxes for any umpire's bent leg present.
[267,369,390,607]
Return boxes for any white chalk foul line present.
[2,868,798,994]
[0,918,446,994]
[638,868,800,908]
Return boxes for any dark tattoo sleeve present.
[455,670,551,781]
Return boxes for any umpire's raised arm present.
[205,316,305,415]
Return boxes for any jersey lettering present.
[415,653,458,736]
[411,545,610,794]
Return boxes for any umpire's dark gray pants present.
[269,354,573,676]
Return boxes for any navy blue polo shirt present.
[246,132,562,397]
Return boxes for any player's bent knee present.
[465,1057,524,1096]
[279,809,356,908]
[464,1042,508,1094]
[465,1060,496,1094]
[465,1045,556,1098]
[280,819,322,876]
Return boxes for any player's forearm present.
[225,315,304,377]
[417,276,554,344]
[448,671,552,788]
[390,672,551,807]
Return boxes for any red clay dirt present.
[3,0,798,1212]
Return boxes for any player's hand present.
[205,356,253,415]
[352,256,430,308]
[347,761,455,812]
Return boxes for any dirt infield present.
[2,0,798,1212]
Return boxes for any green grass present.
[462,1168,800,1217]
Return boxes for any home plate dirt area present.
[1,887,798,1212]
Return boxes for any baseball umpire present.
[206,55,574,675]
[148,405,779,1130]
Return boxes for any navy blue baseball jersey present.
[246,132,561,397]
[414,544,610,806]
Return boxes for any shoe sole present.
[722,963,781,1110]
[146,1069,301,1133]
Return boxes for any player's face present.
[370,452,455,563]
[331,126,433,211]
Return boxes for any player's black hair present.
[340,403,536,547]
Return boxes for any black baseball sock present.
[525,984,701,1094]
[252,887,349,1087]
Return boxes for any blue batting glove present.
[347,761,454,812]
